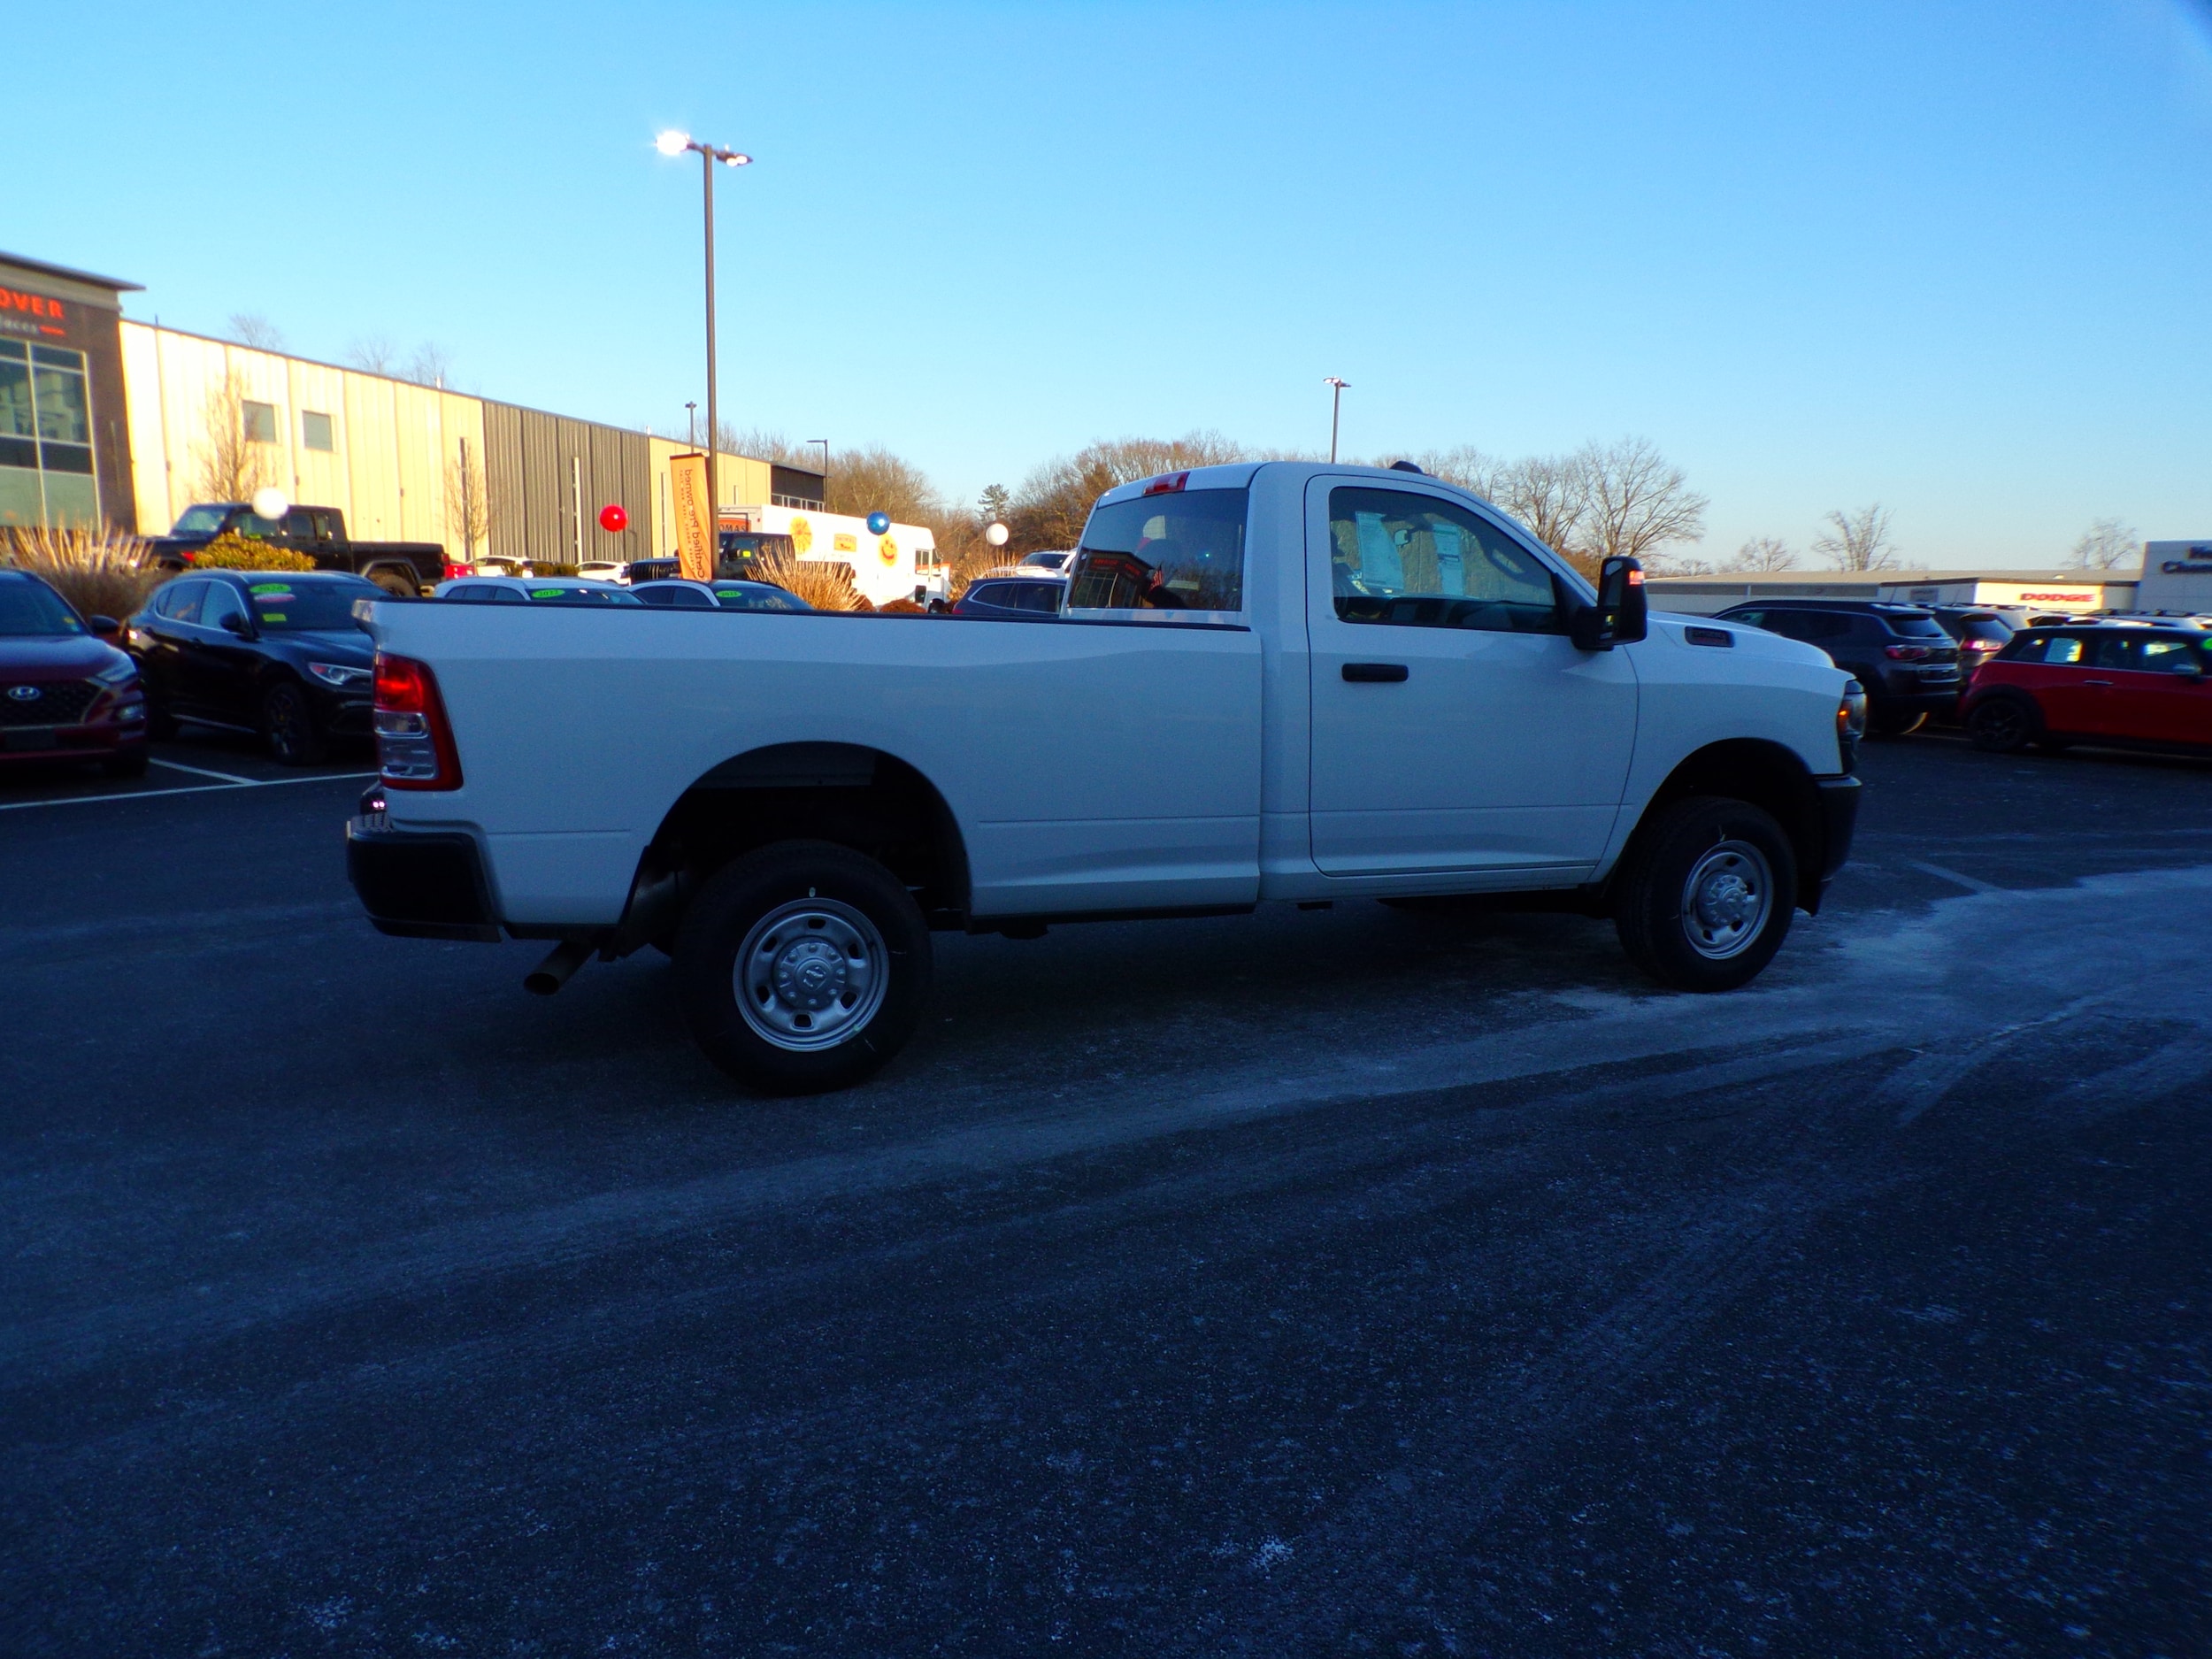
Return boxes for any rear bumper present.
[345,814,502,941]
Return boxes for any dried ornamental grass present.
[752,551,872,611]
[4,525,161,619]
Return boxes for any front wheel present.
[675,841,933,1094]
[1614,796,1796,993]
[1966,695,2038,754]
[262,680,328,765]
[1869,704,1926,737]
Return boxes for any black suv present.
[1713,600,1962,734]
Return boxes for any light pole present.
[686,401,697,448]
[808,438,828,503]
[1323,377,1349,464]
[657,129,751,518]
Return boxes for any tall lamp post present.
[808,437,829,500]
[657,129,751,518]
[1323,377,1349,464]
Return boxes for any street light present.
[686,402,697,448]
[1323,377,1349,464]
[657,129,752,518]
[808,438,829,496]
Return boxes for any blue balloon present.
[866,511,891,534]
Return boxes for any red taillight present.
[442,560,473,580]
[1885,643,1932,661]
[1142,472,1189,495]
[373,651,463,790]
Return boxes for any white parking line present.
[0,772,375,813]
[148,757,264,785]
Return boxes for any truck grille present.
[0,680,96,726]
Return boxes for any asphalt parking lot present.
[3,729,2208,1657]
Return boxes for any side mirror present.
[87,614,120,640]
[221,611,252,637]
[1569,557,1647,650]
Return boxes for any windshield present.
[171,503,235,536]
[1957,616,2013,644]
[1885,613,1947,638]
[0,578,84,636]
[1070,488,1247,611]
[523,585,643,605]
[244,578,381,630]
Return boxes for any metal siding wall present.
[483,403,526,563]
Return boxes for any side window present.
[1726,610,1767,629]
[2002,634,2047,663]
[1018,582,1063,613]
[2041,634,2085,665]
[1801,613,1854,641]
[2134,636,2203,675]
[199,583,247,631]
[152,580,207,623]
[1327,487,1559,634]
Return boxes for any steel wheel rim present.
[1980,704,2024,744]
[1680,839,1772,961]
[733,896,888,1051]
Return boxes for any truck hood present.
[0,634,131,680]
[1646,610,1836,671]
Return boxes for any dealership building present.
[0,250,822,565]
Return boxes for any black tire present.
[262,680,328,765]
[1966,695,2038,754]
[675,840,932,1094]
[145,694,179,741]
[100,746,149,779]
[1614,795,1797,993]
[368,568,419,600]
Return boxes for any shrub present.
[4,525,161,620]
[189,534,318,572]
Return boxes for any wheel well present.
[1631,740,1827,912]
[643,742,970,933]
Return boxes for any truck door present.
[1303,479,1637,879]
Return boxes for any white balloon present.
[984,522,1009,548]
[251,487,290,522]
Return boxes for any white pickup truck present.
[348,462,1864,1093]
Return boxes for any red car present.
[1963,624,2212,756]
[0,568,149,777]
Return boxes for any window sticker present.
[529,588,566,599]
[250,582,293,595]
[259,613,288,622]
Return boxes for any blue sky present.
[15,1,2211,566]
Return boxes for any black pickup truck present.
[149,503,448,597]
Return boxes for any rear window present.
[524,586,641,605]
[711,585,806,611]
[1069,488,1247,612]
[1880,612,1947,638]
[1955,616,2013,645]
[244,578,381,630]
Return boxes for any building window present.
[242,399,278,444]
[302,410,334,452]
[0,340,97,529]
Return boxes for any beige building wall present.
[121,320,487,549]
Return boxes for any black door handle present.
[1343,662,1409,683]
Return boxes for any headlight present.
[92,659,138,687]
[309,662,371,687]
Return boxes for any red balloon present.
[597,503,629,533]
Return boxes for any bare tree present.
[1008,432,1246,552]
[403,342,454,388]
[1578,437,1709,571]
[1415,445,1509,500]
[189,372,276,502]
[443,438,497,562]
[2070,517,2139,571]
[1724,535,1798,572]
[345,334,402,376]
[1813,504,1900,572]
[225,312,285,351]
[1498,455,1594,567]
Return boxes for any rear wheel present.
[1966,695,2038,754]
[675,841,933,1094]
[262,680,328,765]
[368,568,419,599]
[1615,795,1796,993]
[144,692,179,741]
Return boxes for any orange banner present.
[670,452,715,581]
